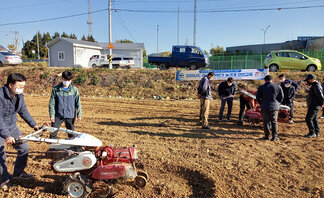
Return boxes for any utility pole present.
[193,0,197,46]
[87,0,93,37]
[14,30,19,52]
[36,23,40,59]
[108,0,112,69]
[177,7,180,45]
[157,25,159,53]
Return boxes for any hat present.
[284,79,291,85]
[303,74,316,81]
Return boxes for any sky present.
[0,0,324,54]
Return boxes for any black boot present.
[271,132,279,141]
[315,131,319,137]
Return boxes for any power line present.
[115,12,137,42]
[0,0,75,9]
[0,5,323,27]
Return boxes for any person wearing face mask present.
[0,73,40,190]
[303,74,324,138]
[217,77,236,121]
[256,75,283,141]
[280,79,296,124]
[49,71,82,139]
[278,74,300,91]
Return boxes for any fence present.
[143,50,324,70]
[208,50,324,71]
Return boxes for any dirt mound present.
[1,95,323,197]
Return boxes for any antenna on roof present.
[87,0,93,37]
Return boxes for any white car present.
[0,51,22,67]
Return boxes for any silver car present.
[0,51,23,67]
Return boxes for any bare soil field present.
[1,95,323,198]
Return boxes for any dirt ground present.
[1,95,323,198]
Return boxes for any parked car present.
[0,51,22,67]
[264,50,322,72]
[148,45,209,70]
[89,55,134,69]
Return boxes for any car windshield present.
[0,52,15,56]
[123,57,133,60]
[112,57,122,60]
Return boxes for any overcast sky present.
[0,0,324,54]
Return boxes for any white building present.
[47,37,145,68]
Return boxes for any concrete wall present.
[226,40,307,54]
[49,41,74,67]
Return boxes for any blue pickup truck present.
[148,45,209,70]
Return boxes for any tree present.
[61,32,69,38]
[143,49,147,57]
[116,39,133,43]
[210,45,225,56]
[87,35,95,42]
[69,33,77,39]
[7,44,17,53]
[81,34,87,41]
[52,32,60,40]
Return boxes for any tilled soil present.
[1,95,323,198]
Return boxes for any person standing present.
[0,73,39,190]
[304,74,324,138]
[49,71,82,139]
[256,75,284,141]
[198,72,214,129]
[278,74,300,91]
[280,79,296,124]
[321,81,324,119]
[218,77,236,121]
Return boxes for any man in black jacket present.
[278,74,300,91]
[280,79,296,124]
[304,74,324,138]
[218,77,236,121]
[256,75,284,141]
[0,74,39,190]
[198,72,214,129]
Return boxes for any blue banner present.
[176,69,269,81]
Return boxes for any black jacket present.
[256,82,284,111]
[0,85,37,139]
[280,84,296,105]
[280,79,299,91]
[307,81,324,110]
[218,81,236,98]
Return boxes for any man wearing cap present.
[217,77,236,121]
[280,79,296,124]
[278,74,300,91]
[256,75,284,141]
[304,74,324,138]
[197,72,214,129]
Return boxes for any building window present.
[58,51,65,61]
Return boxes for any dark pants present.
[282,101,294,119]
[0,128,29,183]
[239,96,251,121]
[261,110,279,138]
[51,117,76,139]
[219,97,233,120]
[305,108,320,136]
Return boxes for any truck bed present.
[148,56,172,66]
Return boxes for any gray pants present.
[261,110,279,138]
[0,128,29,183]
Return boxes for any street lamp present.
[261,25,270,44]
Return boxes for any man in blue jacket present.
[256,75,284,141]
[198,72,214,129]
[49,71,82,139]
[218,77,236,121]
[0,73,39,190]
[304,74,324,138]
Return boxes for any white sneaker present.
[288,120,294,124]
[320,116,324,119]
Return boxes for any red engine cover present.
[245,109,263,120]
[92,164,126,180]
[96,146,136,165]
[278,109,290,123]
